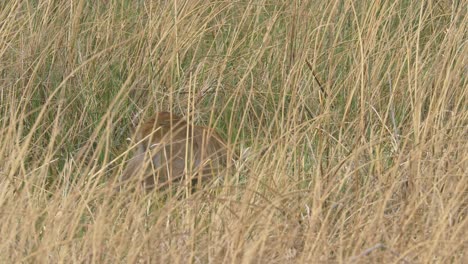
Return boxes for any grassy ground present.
[0,0,466,263]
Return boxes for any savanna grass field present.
[1,0,466,263]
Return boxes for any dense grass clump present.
[0,1,466,263]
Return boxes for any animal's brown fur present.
[121,112,229,190]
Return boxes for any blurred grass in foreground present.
[0,0,466,263]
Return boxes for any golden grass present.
[0,0,466,263]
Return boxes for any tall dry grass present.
[0,0,466,263]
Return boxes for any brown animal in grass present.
[120,112,229,191]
